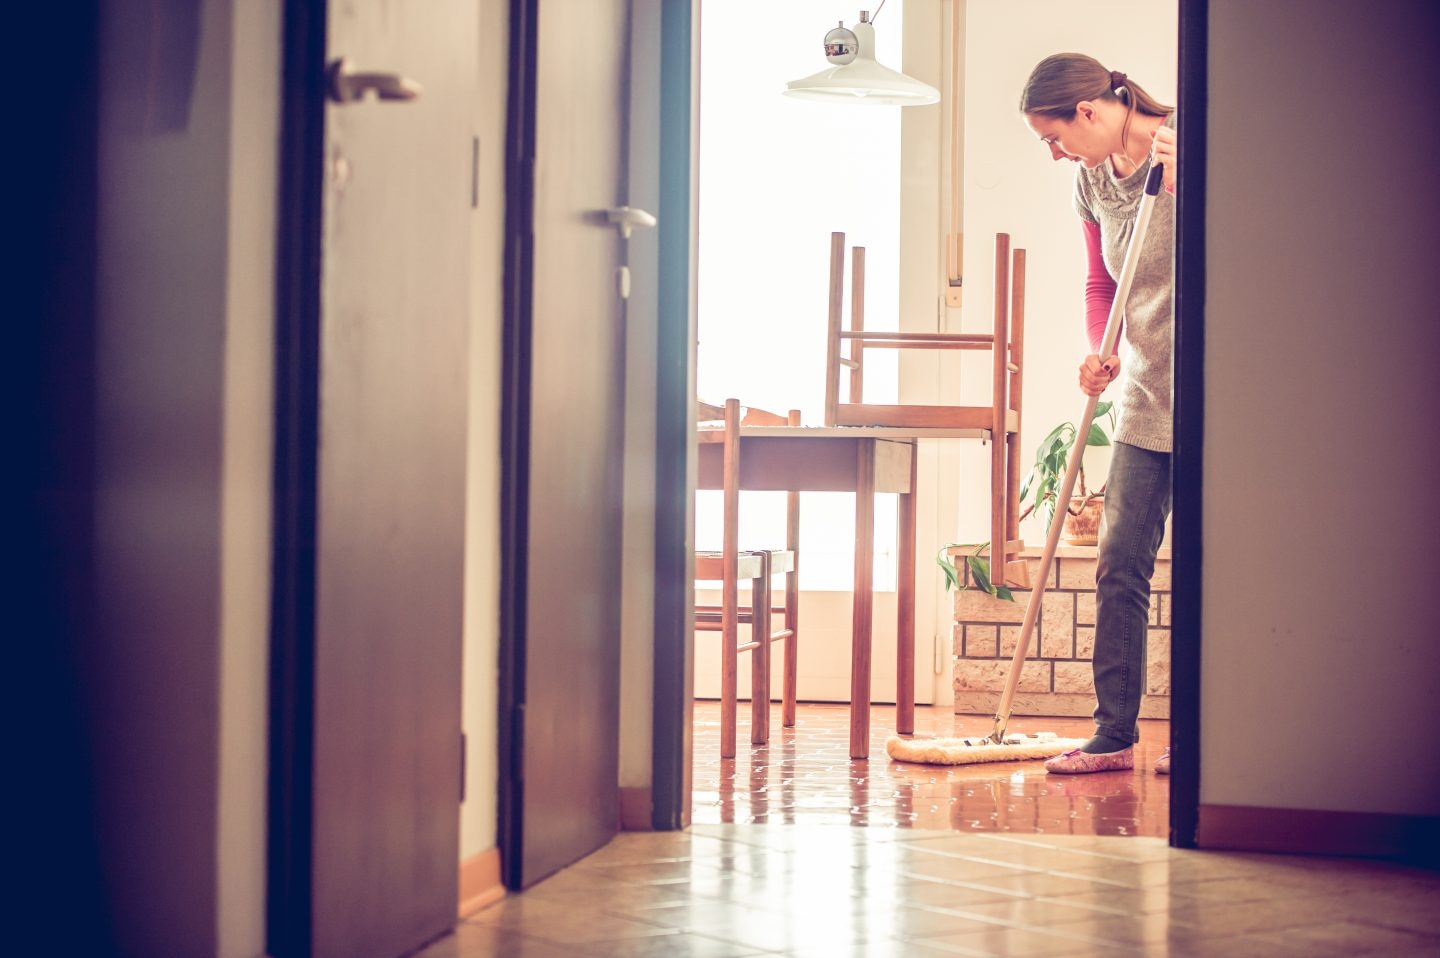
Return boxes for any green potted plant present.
[938,400,1116,600]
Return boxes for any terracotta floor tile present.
[693,702,1170,837]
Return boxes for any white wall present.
[958,1,1177,545]
[1201,0,1440,816]
[460,0,509,861]
[902,0,955,706]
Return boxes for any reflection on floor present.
[438,825,1440,957]
[692,701,1169,838]
[432,702,1440,957]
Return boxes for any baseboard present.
[1197,803,1440,864]
[620,786,652,831]
[457,847,505,918]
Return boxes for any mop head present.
[886,731,1087,766]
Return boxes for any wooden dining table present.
[697,423,989,758]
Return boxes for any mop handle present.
[989,164,1165,744]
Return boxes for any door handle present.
[327,57,424,104]
[604,206,657,239]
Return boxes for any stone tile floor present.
[423,703,1437,956]
[433,824,1440,957]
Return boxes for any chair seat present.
[695,549,795,580]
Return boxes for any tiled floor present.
[437,826,1440,957]
[693,702,1170,837]
[433,703,1440,957]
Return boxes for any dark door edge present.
[1170,0,1207,851]
[266,0,326,954]
[497,0,538,890]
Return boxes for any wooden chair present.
[695,398,799,758]
[824,232,1028,587]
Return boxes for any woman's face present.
[1026,106,1108,169]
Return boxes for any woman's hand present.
[1080,354,1119,396]
[1151,124,1177,193]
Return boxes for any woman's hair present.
[1019,53,1172,156]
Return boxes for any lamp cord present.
[870,0,888,23]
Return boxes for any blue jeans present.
[1093,441,1172,744]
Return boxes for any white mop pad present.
[886,731,1087,765]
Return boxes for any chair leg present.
[720,549,739,761]
[720,588,737,759]
[783,490,799,729]
[750,553,771,745]
[896,446,916,736]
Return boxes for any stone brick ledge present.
[950,543,1172,719]
[953,691,1172,721]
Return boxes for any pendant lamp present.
[783,9,939,106]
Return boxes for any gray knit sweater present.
[1073,113,1176,452]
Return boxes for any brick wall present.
[951,545,1171,719]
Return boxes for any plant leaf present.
[1086,423,1111,446]
[936,553,962,592]
[937,542,992,593]
[966,554,992,595]
[995,585,1014,602]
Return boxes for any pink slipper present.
[1044,746,1134,774]
[1154,747,1172,774]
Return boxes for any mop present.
[888,163,1166,766]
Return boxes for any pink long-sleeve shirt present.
[1082,219,1116,355]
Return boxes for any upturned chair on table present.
[824,231,1029,588]
[694,398,800,759]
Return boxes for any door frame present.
[647,0,697,832]
[647,0,1207,845]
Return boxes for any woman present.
[1019,53,1177,775]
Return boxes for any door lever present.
[327,57,424,104]
[604,206,657,239]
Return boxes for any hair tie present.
[1110,70,1128,92]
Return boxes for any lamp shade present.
[784,20,938,106]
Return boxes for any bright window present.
[697,2,905,591]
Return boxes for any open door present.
[269,1,476,956]
[499,0,633,889]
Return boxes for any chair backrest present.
[823,231,1025,434]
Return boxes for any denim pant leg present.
[1092,441,1172,744]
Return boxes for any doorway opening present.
[685,0,1183,839]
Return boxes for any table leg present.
[850,441,875,759]
[896,443,917,735]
